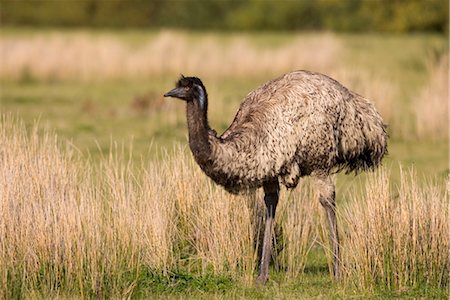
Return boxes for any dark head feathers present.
[176,75,205,90]
[164,75,208,107]
[174,75,208,106]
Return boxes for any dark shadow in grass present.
[303,263,329,276]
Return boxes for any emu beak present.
[164,87,185,99]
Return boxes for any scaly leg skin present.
[256,180,279,284]
[316,175,341,280]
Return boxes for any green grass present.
[18,250,447,299]
[113,267,446,299]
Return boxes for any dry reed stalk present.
[275,179,319,279]
[0,115,98,296]
[340,168,449,290]
[0,118,176,297]
[162,154,262,282]
[414,54,449,140]
[0,31,340,80]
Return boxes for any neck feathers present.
[186,84,214,164]
[195,85,208,112]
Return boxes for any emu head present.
[164,75,208,109]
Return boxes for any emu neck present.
[186,99,213,164]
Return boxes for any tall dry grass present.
[414,54,449,140]
[0,31,339,81]
[340,169,449,290]
[275,180,319,279]
[0,116,266,297]
[1,115,448,297]
[0,117,167,297]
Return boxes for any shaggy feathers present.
[169,70,387,194]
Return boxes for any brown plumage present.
[164,70,387,284]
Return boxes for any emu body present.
[164,70,387,283]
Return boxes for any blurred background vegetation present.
[1,0,448,32]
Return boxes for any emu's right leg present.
[315,175,341,280]
[256,180,279,284]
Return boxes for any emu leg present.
[256,180,279,284]
[316,176,341,280]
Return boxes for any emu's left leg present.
[256,180,280,284]
[315,175,341,280]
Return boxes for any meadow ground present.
[0,29,448,298]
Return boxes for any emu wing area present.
[210,71,339,191]
[210,70,386,193]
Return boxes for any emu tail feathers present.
[336,94,388,174]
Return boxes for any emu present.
[164,70,387,284]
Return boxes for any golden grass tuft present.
[340,168,449,290]
[275,180,319,279]
[0,115,447,297]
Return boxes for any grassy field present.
[0,29,448,298]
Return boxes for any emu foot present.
[333,266,341,282]
[255,274,268,285]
